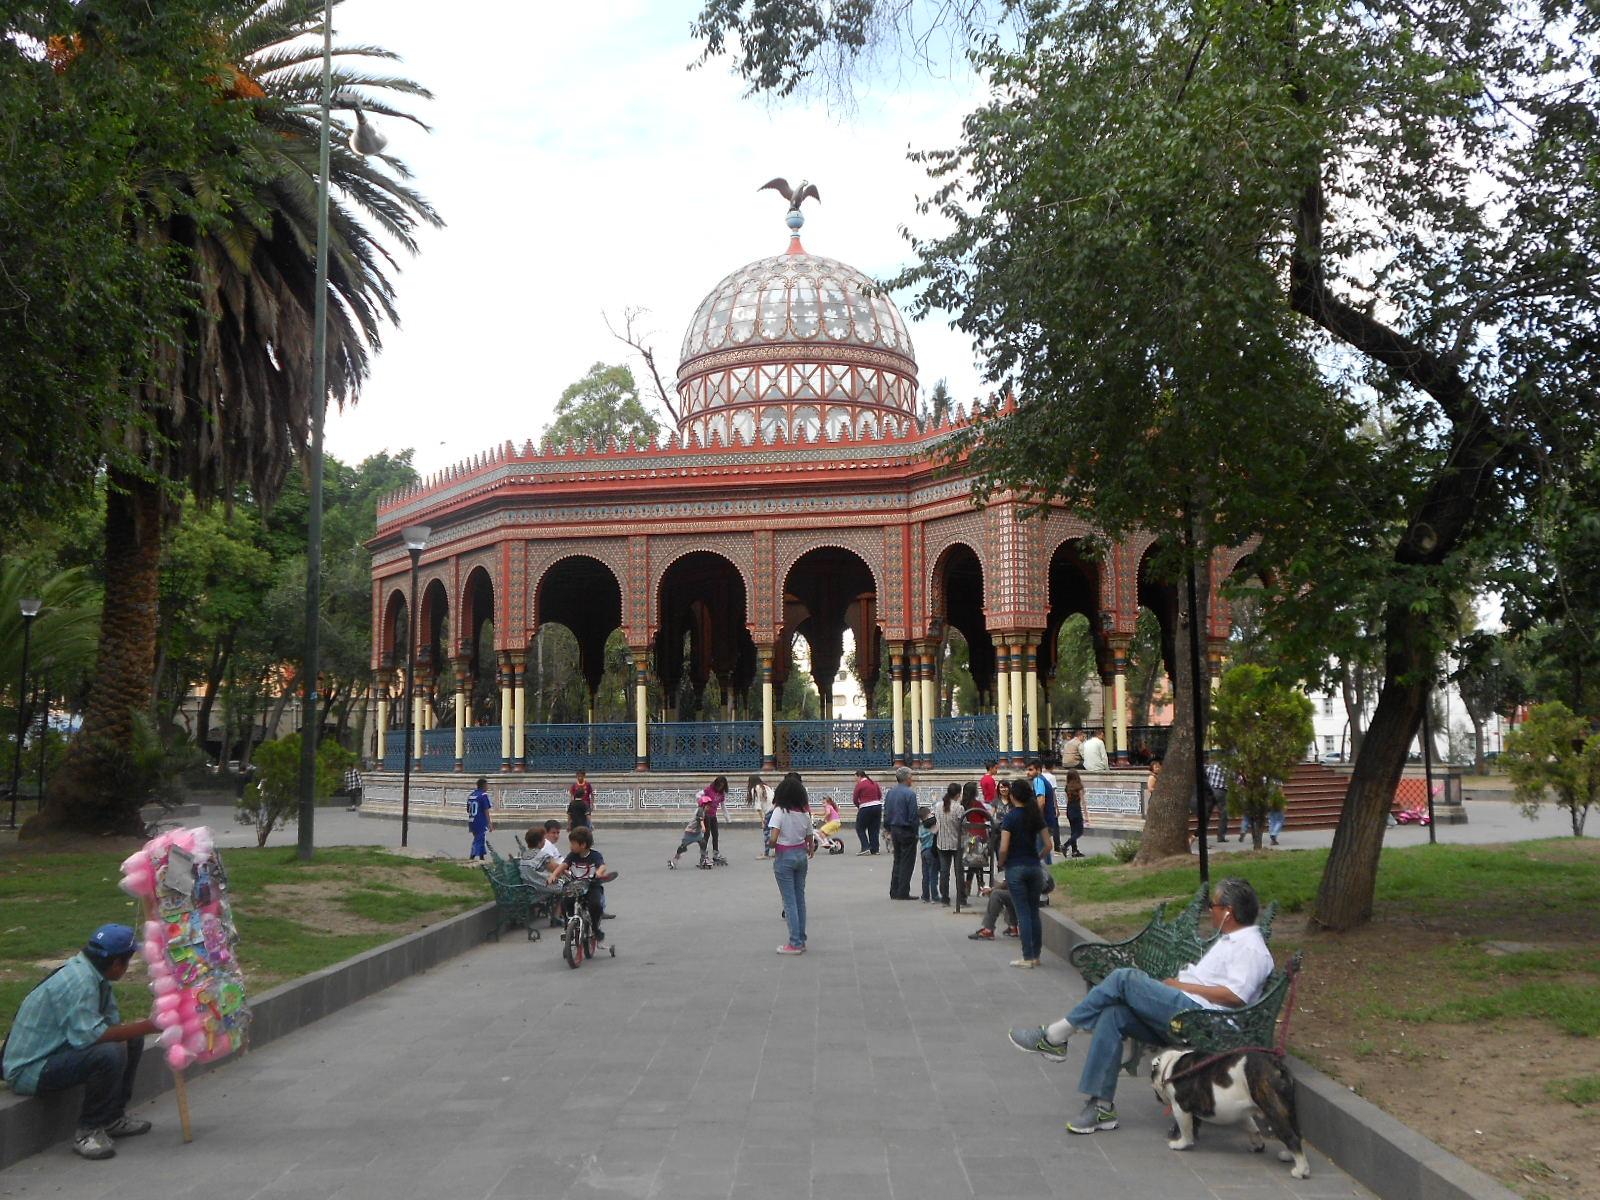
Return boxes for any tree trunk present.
[1313,611,1431,929]
[1134,557,1207,863]
[195,630,233,757]
[27,470,165,837]
[1469,715,1485,774]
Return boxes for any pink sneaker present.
[777,944,804,955]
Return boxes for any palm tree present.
[29,0,441,836]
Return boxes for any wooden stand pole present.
[142,892,195,1144]
[173,1071,194,1143]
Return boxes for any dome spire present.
[758,177,820,254]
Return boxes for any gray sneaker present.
[1007,1026,1069,1062]
[1066,1102,1119,1134]
[73,1128,116,1160]
[105,1116,151,1138]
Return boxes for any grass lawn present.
[0,846,486,1033]
[1050,838,1600,1198]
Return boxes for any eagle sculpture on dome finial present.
[760,178,821,213]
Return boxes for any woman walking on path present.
[998,777,1052,968]
[935,782,963,905]
[698,775,730,865]
[769,772,815,954]
[851,769,883,855]
[746,774,773,860]
[1062,770,1087,858]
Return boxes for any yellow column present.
[1024,639,1040,756]
[1113,651,1129,766]
[890,649,905,763]
[760,647,775,768]
[919,646,936,766]
[454,667,468,771]
[498,655,512,769]
[994,640,1010,764]
[634,657,649,770]
[511,655,527,770]
[412,692,425,759]
[375,685,389,765]
[915,649,928,761]
[1009,645,1025,763]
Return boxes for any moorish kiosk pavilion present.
[364,203,1243,821]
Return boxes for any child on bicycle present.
[550,827,614,941]
[669,800,712,870]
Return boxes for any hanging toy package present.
[119,826,252,1141]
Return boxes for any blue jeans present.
[1005,862,1046,961]
[35,1038,144,1129]
[773,847,808,947]
[920,846,939,900]
[1240,809,1286,839]
[469,827,488,858]
[1067,967,1201,1101]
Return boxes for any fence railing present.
[382,730,405,771]
[464,726,502,775]
[421,728,454,772]
[649,720,761,772]
[524,723,635,772]
[775,719,893,770]
[930,715,998,767]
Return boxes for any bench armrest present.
[1167,951,1303,1054]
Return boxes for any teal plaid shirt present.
[2,953,118,1095]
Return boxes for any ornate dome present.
[676,222,919,446]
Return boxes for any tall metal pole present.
[296,0,335,862]
[8,612,36,829]
[1184,503,1211,890]
[1421,690,1437,844]
[401,547,423,847]
[35,675,47,800]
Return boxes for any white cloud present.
[323,0,989,475]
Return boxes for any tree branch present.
[605,307,680,426]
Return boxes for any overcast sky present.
[323,0,988,476]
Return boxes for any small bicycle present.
[559,877,616,969]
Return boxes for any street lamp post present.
[400,525,430,848]
[296,0,386,862]
[9,598,42,829]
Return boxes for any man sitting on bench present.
[1006,877,1273,1136]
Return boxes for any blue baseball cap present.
[85,923,137,958]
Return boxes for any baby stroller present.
[957,807,996,903]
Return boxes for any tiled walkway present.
[0,827,1372,1199]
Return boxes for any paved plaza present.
[0,818,1382,1200]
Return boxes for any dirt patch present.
[1279,914,1600,1197]
[257,866,476,938]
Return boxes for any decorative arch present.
[647,534,756,629]
[531,554,625,635]
[778,541,884,718]
[774,529,885,619]
[523,538,633,642]
[928,539,987,632]
[380,587,409,667]
[922,514,988,634]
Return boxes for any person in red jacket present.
[851,769,883,855]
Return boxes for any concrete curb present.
[0,901,499,1171]
[1038,906,1519,1200]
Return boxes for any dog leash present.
[1164,966,1300,1083]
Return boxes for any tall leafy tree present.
[1210,664,1315,850]
[542,363,662,451]
[695,0,1600,927]
[1503,702,1599,838]
[30,0,441,837]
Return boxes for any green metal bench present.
[1067,887,1296,1067]
[481,859,550,942]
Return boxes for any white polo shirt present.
[1177,925,1275,1011]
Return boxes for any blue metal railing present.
[421,728,454,772]
[649,720,761,772]
[524,723,636,772]
[775,719,893,770]
[930,714,999,767]
[464,726,503,775]
[382,730,405,771]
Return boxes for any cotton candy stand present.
[119,827,252,1143]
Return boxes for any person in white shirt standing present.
[1080,729,1109,773]
[1006,878,1275,1136]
